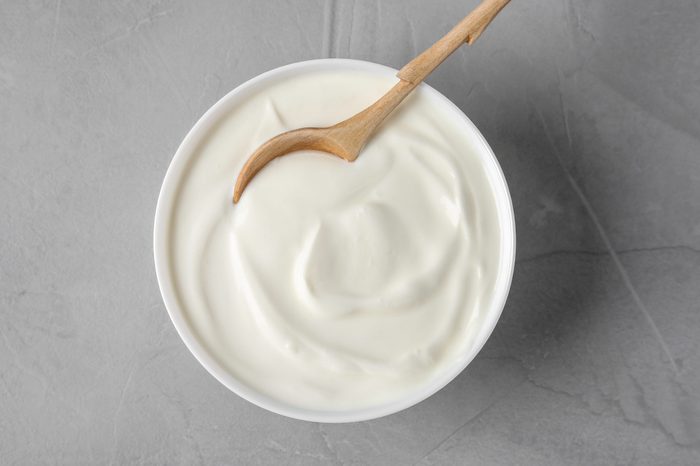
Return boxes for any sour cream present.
[167,67,504,410]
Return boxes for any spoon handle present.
[327,0,510,159]
[397,0,510,84]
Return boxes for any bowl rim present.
[153,58,516,423]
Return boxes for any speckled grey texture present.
[2,0,699,464]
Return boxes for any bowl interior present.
[154,59,515,423]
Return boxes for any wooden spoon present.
[233,0,510,203]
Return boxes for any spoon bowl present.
[232,79,416,202]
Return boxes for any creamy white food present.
[169,69,503,410]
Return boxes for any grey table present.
[2,0,700,464]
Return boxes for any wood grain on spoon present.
[233,0,510,203]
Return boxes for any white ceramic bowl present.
[154,59,516,423]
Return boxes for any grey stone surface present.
[1,0,699,463]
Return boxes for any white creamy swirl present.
[231,123,473,375]
[170,69,502,410]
